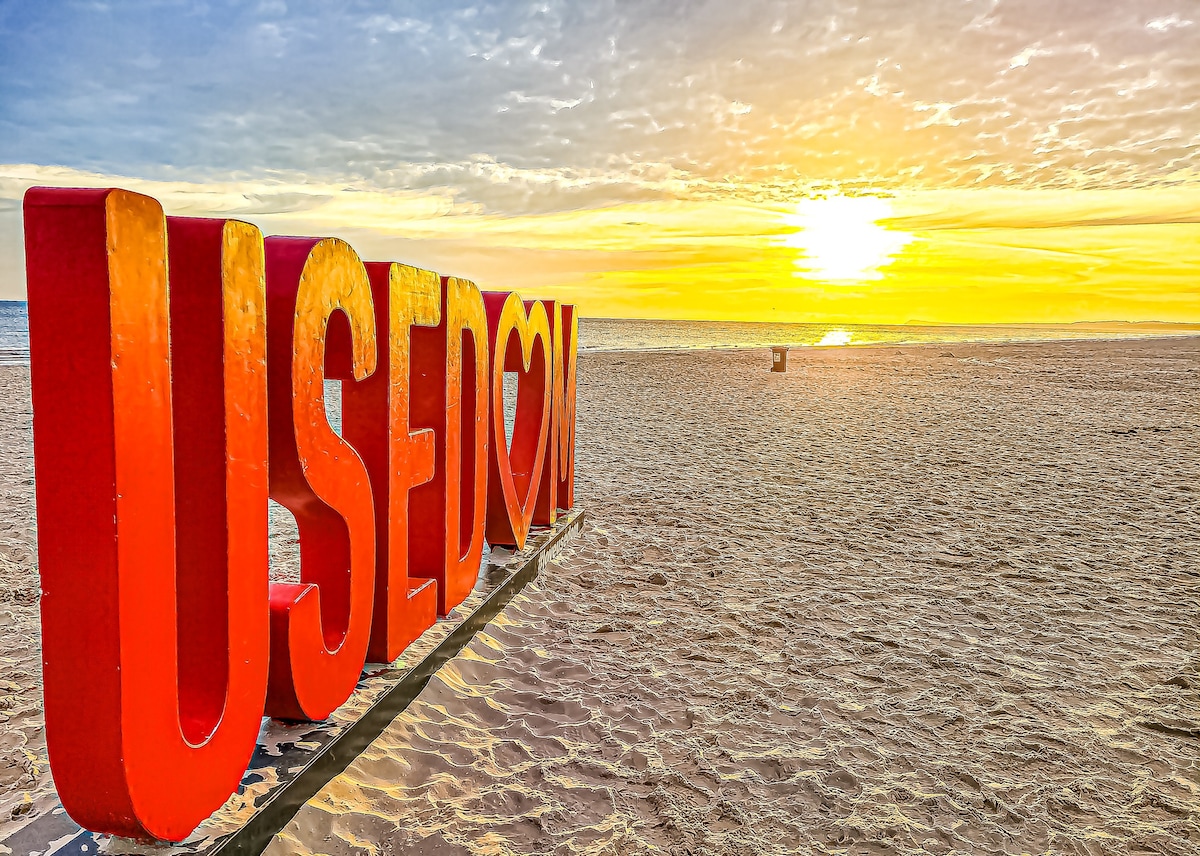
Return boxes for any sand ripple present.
[265,339,1200,855]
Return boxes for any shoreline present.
[578,330,1200,354]
[1,331,1198,366]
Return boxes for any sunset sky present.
[1,0,1197,323]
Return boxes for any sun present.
[780,196,914,283]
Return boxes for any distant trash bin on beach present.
[770,346,789,372]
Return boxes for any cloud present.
[0,0,1196,218]
[1,0,1198,321]
[0,160,783,300]
[1146,13,1193,32]
[1,163,1197,325]
[885,187,1200,231]
[0,163,464,224]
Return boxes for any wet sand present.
[2,338,1199,853]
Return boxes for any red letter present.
[532,300,562,527]
[24,189,270,841]
[264,237,377,720]
[482,293,551,549]
[345,263,440,662]
[410,277,489,615]
[556,304,579,511]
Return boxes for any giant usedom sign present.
[22,187,578,842]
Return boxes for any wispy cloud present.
[1,1,1197,320]
[2,0,1198,213]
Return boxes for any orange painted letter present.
[264,237,377,720]
[346,262,440,662]
[556,304,579,511]
[482,293,551,549]
[532,300,563,527]
[24,189,270,841]
[410,277,490,615]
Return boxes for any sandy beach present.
[2,337,1198,854]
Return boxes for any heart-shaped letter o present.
[482,293,552,549]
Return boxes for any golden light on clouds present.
[3,2,1199,326]
[1,166,1197,326]
[780,196,914,284]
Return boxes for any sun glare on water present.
[781,196,914,283]
[815,330,853,347]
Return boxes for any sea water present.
[0,302,27,365]
[0,301,1195,365]
[577,317,1200,352]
